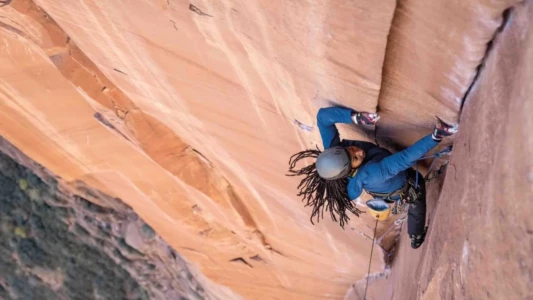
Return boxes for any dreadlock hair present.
[286,147,363,229]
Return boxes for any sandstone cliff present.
[0,0,529,299]
[346,1,533,299]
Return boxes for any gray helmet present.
[316,146,351,180]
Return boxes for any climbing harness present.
[366,146,452,220]
[368,184,408,202]
[363,217,379,300]
[367,144,452,201]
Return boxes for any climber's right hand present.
[432,118,459,141]
[351,111,380,125]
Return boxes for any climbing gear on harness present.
[391,198,408,215]
[410,226,427,249]
[367,171,420,216]
[432,117,459,141]
[388,176,421,216]
[367,176,419,216]
[351,111,380,125]
[400,176,422,204]
[315,146,351,180]
[366,198,392,221]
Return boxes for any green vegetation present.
[14,226,27,238]
[18,179,28,191]
[0,151,149,300]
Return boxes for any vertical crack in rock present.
[93,112,132,143]
[459,8,513,112]
[170,19,178,30]
[372,0,399,148]
[0,18,31,39]
[249,255,264,263]
[229,257,253,268]
[191,148,213,166]
[113,68,128,75]
[375,0,399,112]
[189,4,213,17]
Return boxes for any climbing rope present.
[363,217,380,300]
[415,145,453,187]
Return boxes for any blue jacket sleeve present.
[347,173,364,200]
[376,134,439,180]
[316,107,354,149]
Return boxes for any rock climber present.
[287,106,458,248]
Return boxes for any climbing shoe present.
[410,227,427,249]
[351,111,380,125]
[432,117,459,141]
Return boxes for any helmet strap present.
[347,168,359,178]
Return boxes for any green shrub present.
[14,226,27,238]
[18,178,28,191]
[0,152,150,300]
[16,238,53,269]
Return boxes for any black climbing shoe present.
[410,227,427,249]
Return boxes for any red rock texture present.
[347,1,533,299]
[0,0,529,298]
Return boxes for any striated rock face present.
[0,0,527,298]
[347,1,533,299]
[0,137,237,300]
[376,0,518,147]
[413,2,533,298]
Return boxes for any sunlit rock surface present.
[0,0,529,298]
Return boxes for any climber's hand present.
[432,117,459,141]
[351,111,380,125]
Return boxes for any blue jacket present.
[317,107,439,200]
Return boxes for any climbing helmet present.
[315,146,351,180]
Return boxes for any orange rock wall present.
[377,0,519,146]
[0,0,522,298]
[348,2,533,299]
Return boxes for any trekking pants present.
[406,169,427,236]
